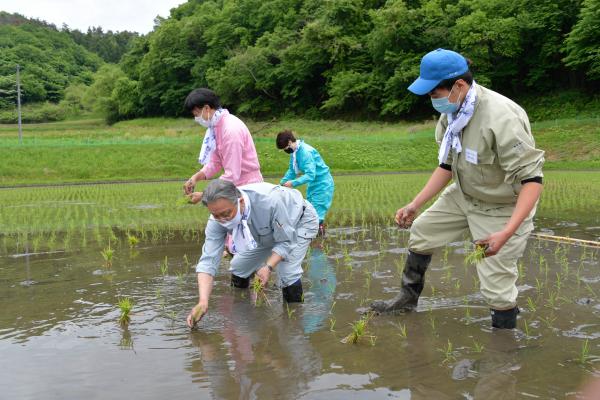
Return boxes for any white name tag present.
[465,148,478,164]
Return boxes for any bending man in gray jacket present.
[186,179,319,327]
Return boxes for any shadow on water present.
[1,217,600,399]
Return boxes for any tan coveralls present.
[409,85,545,309]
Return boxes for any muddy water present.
[1,219,599,399]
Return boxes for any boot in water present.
[282,279,303,303]
[370,251,431,313]
[491,307,519,329]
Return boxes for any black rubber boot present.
[370,251,432,313]
[282,279,303,303]
[491,307,519,329]
[231,274,250,288]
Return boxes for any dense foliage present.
[102,0,599,122]
[66,26,139,64]
[1,0,599,123]
[0,12,102,109]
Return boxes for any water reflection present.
[1,224,599,398]
[470,331,519,399]
[188,291,322,399]
[303,244,337,334]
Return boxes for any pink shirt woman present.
[183,88,263,199]
[199,110,263,185]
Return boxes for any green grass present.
[0,116,598,185]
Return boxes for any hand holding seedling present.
[395,203,418,228]
[184,172,207,195]
[188,192,203,204]
[187,302,208,329]
[256,265,271,286]
[282,181,293,188]
[476,230,512,256]
[183,179,195,195]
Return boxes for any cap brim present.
[407,77,441,95]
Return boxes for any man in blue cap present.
[370,49,545,329]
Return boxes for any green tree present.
[563,0,600,81]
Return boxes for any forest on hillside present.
[1,0,599,123]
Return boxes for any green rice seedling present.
[539,315,557,328]
[444,267,453,284]
[441,246,449,266]
[160,256,169,276]
[183,253,190,268]
[454,279,461,291]
[342,313,375,345]
[518,261,525,282]
[329,317,336,331]
[176,196,191,206]
[428,308,437,332]
[329,300,337,314]
[155,288,162,299]
[527,297,537,312]
[560,256,570,278]
[286,304,296,319]
[523,319,531,338]
[127,234,139,248]
[118,297,133,325]
[539,254,548,276]
[472,340,484,353]
[535,278,544,295]
[465,244,486,266]
[438,339,456,364]
[430,285,437,297]
[394,259,404,275]
[585,283,597,298]
[555,272,563,291]
[578,339,591,365]
[101,243,114,267]
[545,291,559,309]
[397,323,408,339]
[176,271,185,284]
[581,246,588,262]
[465,305,472,322]
[108,228,118,246]
[251,277,271,307]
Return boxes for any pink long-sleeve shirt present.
[200,110,263,186]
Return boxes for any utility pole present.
[17,64,23,144]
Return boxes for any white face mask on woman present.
[216,199,242,230]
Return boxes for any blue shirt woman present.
[276,130,334,236]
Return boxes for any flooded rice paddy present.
[2,215,600,399]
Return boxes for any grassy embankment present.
[0,116,599,185]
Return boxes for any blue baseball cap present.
[408,49,469,95]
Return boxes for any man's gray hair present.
[201,179,241,206]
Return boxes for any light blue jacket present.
[280,140,331,188]
[196,183,316,275]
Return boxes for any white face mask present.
[216,199,242,230]
[194,107,211,128]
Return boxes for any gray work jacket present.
[196,182,317,276]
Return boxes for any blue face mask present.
[431,85,461,114]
